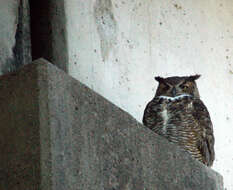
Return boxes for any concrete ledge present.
[0,58,223,190]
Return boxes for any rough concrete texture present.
[0,59,223,190]
[0,0,31,75]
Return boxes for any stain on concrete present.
[94,0,117,61]
[12,0,31,71]
[0,1,18,75]
[1,0,31,75]
[174,3,182,10]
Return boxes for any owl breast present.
[143,95,204,163]
[161,109,169,133]
[159,96,195,139]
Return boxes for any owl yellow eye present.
[180,82,191,90]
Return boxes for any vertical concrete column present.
[0,0,31,75]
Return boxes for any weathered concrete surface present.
[0,0,31,75]
[0,59,223,189]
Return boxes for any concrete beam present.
[0,58,223,189]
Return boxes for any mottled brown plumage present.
[143,75,215,166]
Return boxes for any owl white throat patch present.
[158,94,192,101]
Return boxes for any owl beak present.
[171,87,176,97]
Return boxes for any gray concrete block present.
[0,58,223,190]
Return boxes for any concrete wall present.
[0,0,31,75]
[64,0,233,189]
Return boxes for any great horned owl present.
[143,75,215,166]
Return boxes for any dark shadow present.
[29,0,53,62]
[29,0,68,72]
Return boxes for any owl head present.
[154,75,201,98]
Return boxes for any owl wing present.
[192,99,215,166]
[142,98,162,133]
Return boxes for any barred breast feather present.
[143,95,215,166]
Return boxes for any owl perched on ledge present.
[143,75,215,166]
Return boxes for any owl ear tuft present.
[189,75,201,81]
[154,76,164,83]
